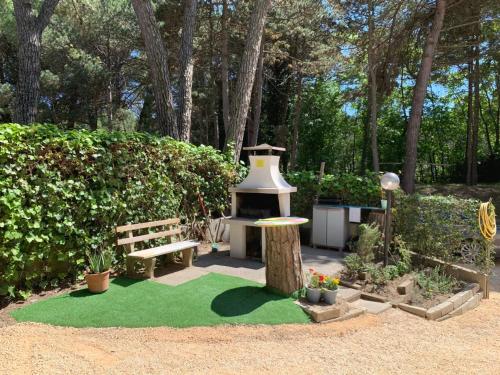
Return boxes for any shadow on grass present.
[69,277,143,298]
[211,286,287,317]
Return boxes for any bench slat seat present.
[116,217,198,279]
[128,240,200,260]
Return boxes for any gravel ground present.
[0,293,499,374]
[1,263,499,374]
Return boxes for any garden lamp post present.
[381,172,400,266]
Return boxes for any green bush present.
[286,171,382,218]
[285,171,318,218]
[416,266,458,299]
[394,193,495,272]
[356,223,381,263]
[320,172,381,207]
[343,254,364,277]
[0,123,239,298]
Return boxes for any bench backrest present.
[116,218,181,253]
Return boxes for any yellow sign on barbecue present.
[256,159,265,168]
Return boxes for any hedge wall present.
[394,194,495,273]
[286,171,382,218]
[0,124,239,298]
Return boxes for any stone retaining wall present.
[410,251,490,298]
[398,283,482,321]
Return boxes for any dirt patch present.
[344,272,466,309]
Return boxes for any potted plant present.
[305,269,322,303]
[380,189,387,209]
[322,276,340,305]
[85,249,113,293]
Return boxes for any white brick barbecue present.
[224,144,297,261]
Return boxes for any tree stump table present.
[254,217,309,295]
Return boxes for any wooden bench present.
[116,218,199,279]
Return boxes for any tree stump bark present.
[264,225,304,295]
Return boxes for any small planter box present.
[398,283,482,321]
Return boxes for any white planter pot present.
[323,289,338,305]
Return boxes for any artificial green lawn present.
[10,273,310,328]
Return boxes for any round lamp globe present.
[381,172,400,191]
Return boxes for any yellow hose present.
[478,200,496,241]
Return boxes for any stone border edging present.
[409,251,490,298]
[397,283,482,321]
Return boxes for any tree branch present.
[36,0,60,33]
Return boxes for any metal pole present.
[383,190,392,266]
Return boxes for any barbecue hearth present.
[224,144,297,261]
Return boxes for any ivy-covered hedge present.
[0,124,239,298]
[286,171,382,218]
[394,194,494,272]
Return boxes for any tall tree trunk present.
[466,6,481,185]
[495,66,500,152]
[289,74,303,170]
[177,0,198,141]
[106,80,113,129]
[208,0,219,149]
[401,0,446,193]
[132,0,178,139]
[248,42,264,146]
[480,103,494,157]
[367,0,380,173]
[225,0,272,162]
[471,51,480,184]
[138,87,154,132]
[359,114,370,175]
[268,61,292,150]
[466,58,474,184]
[12,0,60,124]
[220,0,230,135]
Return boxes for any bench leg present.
[126,257,138,279]
[181,248,194,267]
[144,258,156,279]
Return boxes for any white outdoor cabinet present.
[312,205,349,249]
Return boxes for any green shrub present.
[286,171,382,218]
[416,266,458,299]
[320,172,381,206]
[365,263,386,285]
[285,171,318,218]
[0,123,239,298]
[343,254,364,277]
[394,193,495,272]
[356,223,381,264]
[394,236,412,275]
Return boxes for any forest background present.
[1,0,499,188]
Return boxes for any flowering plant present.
[322,276,340,291]
[306,269,339,290]
[306,269,321,288]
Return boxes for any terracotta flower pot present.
[85,270,110,293]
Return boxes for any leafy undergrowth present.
[342,266,465,310]
[10,273,310,328]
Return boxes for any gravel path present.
[2,262,499,374]
[1,290,499,375]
